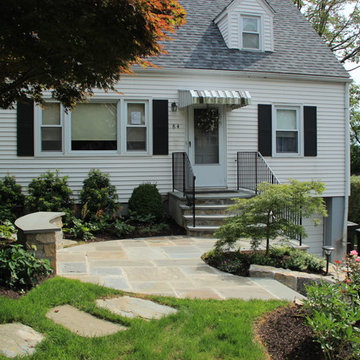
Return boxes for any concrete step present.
[183,214,233,226]
[180,204,233,216]
[186,225,220,238]
[194,192,252,205]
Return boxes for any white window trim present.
[272,105,303,157]
[35,97,153,157]
[35,101,65,156]
[121,99,152,155]
[239,13,264,51]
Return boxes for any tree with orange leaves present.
[0,0,186,109]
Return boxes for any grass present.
[0,277,286,360]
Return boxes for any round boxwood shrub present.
[80,169,119,220]
[0,175,25,222]
[128,183,165,222]
[25,170,73,213]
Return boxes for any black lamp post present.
[322,245,335,275]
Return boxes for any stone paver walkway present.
[0,323,44,358]
[96,296,178,320]
[46,305,126,337]
[57,236,304,300]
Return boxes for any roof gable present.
[215,0,275,22]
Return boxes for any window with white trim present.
[125,101,148,152]
[40,102,63,152]
[37,99,152,155]
[274,106,301,155]
[241,15,261,50]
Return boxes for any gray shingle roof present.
[151,0,349,79]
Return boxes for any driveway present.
[57,236,304,300]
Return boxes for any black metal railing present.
[172,152,196,227]
[237,151,302,245]
[237,151,280,193]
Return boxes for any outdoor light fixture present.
[322,245,335,275]
[171,102,178,112]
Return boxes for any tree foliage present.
[0,0,186,109]
[293,0,360,64]
[214,180,327,255]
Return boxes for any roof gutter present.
[132,67,352,84]
[343,81,351,253]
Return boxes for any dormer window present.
[214,0,274,52]
[241,15,261,50]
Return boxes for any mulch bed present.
[256,304,324,360]
[66,219,186,242]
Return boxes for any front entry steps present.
[168,190,253,238]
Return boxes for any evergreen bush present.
[25,170,73,213]
[80,169,119,221]
[349,176,360,224]
[0,175,25,222]
[128,183,165,222]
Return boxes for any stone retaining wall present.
[249,264,336,296]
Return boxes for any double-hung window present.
[40,102,63,152]
[241,15,261,50]
[125,101,148,152]
[274,106,301,155]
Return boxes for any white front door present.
[188,106,226,188]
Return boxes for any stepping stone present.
[46,305,126,337]
[0,323,44,358]
[96,296,178,320]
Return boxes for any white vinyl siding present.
[302,216,324,256]
[0,71,346,202]
[216,14,229,46]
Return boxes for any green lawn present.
[0,277,286,360]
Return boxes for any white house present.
[0,0,350,258]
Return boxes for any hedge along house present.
[1,0,350,259]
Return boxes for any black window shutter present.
[152,100,168,155]
[258,104,272,156]
[304,106,317,156]
[17,101,34,156]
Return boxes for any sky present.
[344,63,360,84]
[343,4,360,84]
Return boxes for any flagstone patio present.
[57,236,305,301]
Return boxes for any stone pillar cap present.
[15,212,65,234]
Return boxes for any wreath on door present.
[194,108,219,133]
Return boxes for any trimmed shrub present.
[80,169,119,221]
[203,246,324,276]
[349,176,360,224]
[25,170,73,213]
[0,175,25,222]
[128,183,165,222]
[0,244,52,289]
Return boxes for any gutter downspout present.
[343,82,350,252]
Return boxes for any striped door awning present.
[178,90,251,109]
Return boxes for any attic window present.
[241,15,261,50]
